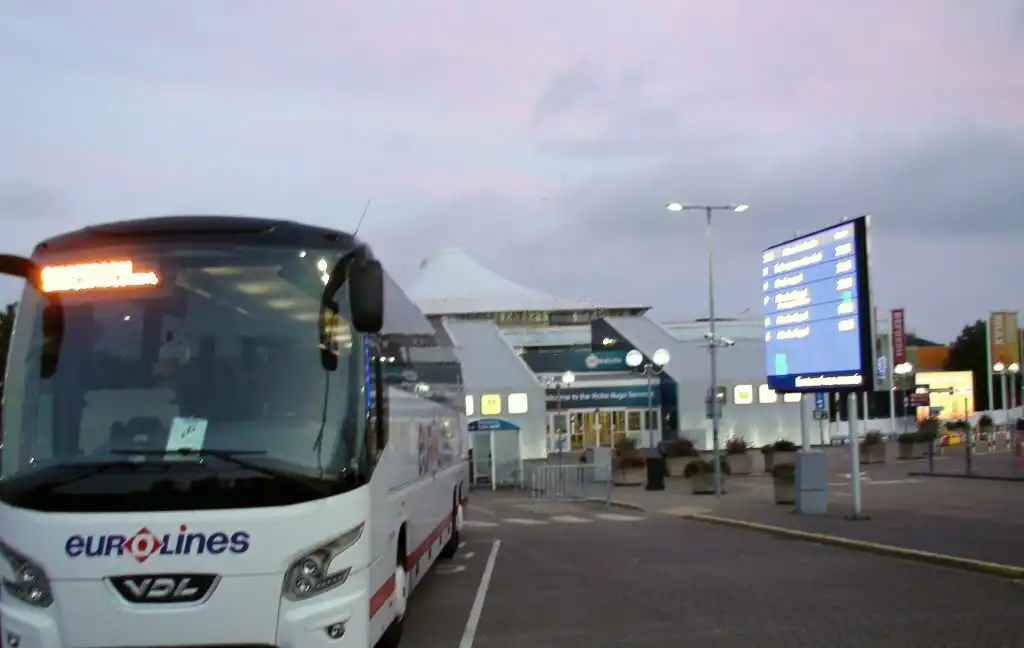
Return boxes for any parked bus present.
[0,216,469,648]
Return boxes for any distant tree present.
[944,319,994,409]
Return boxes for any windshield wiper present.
[5,460,144,497]
[108,448,332,497]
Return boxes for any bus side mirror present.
[0,255,64,378]
[350,259,383,334]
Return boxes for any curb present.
[907,471,1024,482]
[585,497,647,512]
[683,513,1024,580]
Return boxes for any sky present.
[2,0,1024,343]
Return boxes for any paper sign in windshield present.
[166,417,208,453]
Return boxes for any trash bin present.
[645,456,666,491]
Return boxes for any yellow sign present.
[989,311,1020,365]
[915,371,973,421]
[480,394,502,416]
[41,260,159,293]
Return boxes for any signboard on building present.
[891,308,907,365]
[544,386,662,409]
[989,311,1021,365]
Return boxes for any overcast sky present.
[3,1,1023,343]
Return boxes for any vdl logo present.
[66,525,251,563]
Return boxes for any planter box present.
[613,466,645,485]
[726,452,753,475]
[774,479,796,505]
[861,443,887,464]
[690,473,726,495]
[667,456,695,477]
[897,442,933,460]
[763,450,796,473]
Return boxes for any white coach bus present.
[0,216,469,648]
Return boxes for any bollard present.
[965,426,973,476]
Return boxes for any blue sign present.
[468,418,520,431]
[545,385,661,409]
[522,350,628,373]
[814,392,826,411]
[762,216,874,393]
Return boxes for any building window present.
[508,393,528,414]
[480,394,502,416]
[465,395,474,416]
[627,411,643,431]
[783,392,802,403]
[758,384,778,404]
[734,385,753,405]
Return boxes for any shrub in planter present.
[725,437,753,475]
[663,438,698,476]
[684,456,730,494]
[977,414,995,442]
[860,431,887,463]
[612,437,645,484]
[761,439,797,473]
[771,462,796,505]
[898,419,939,459]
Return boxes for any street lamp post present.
[625,348,670,490]
[665,201,749,497]
[993,362,1017,428]
[1008,363,1020,422]
[893,362,914,434]
[546,371,576,463]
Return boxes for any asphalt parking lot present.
[403,492,1024,648]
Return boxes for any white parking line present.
[550,515,592,524]
[503,518,549,525]
[458,539,500,648]
[462,520,500,528]
[593,513,644,522]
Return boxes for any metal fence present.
[529,462,612,510]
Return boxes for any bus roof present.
[34,215,363,257]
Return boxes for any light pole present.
[1008,363,1020,420]
[665,201,749,497]
[625,348,670,490]
[993,362,1015,428]
[546,370,576,463]
[894,362,914,433]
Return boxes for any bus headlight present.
[283,523,364,602]
[0,541,53,608]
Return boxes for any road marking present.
[458,539,500,648]
[436,564,466,575]
[458,541,467,549]
[593,513,644,522]
[462,551,476,559]
[463,520,500,528]
[551,515,592,523]
[503,518,549,525]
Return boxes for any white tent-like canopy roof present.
[406,248,597,314]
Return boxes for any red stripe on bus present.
[404,513,453,571]
[369,574,395,618]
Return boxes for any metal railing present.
[529,462,612,510]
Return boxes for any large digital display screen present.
[762,216,874,392]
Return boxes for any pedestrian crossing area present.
[463,512,645,528]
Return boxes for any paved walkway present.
[605,467,1024,569]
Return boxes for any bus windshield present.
[0,243,366,512]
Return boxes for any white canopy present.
[406,248,595,314]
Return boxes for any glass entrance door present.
[610,410,627,446]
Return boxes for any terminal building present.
[404,249,807,486]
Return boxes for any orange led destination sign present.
[41,260,159,293]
